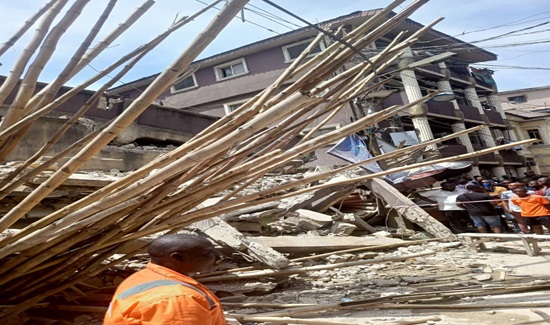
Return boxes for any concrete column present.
[493,129,504,139]
[507,123,530,176]
[399,48,436,150]
[451,123,480,177]
[487,94,507,120]
[464,86,506,177]
[437,62,479,177]
[539,125,550,144]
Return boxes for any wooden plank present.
[368,178,457,240]
[251,236,403,253]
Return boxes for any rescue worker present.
[104,234,226,324]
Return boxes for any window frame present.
[223,98,251,115]
[214,58,249,81]
[526,128,544,145]
[281,38,326,63]
[507,95,527,103]
[170,73,199,94]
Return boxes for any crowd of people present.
[419,171,550,235]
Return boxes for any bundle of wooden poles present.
[0,0,535,320]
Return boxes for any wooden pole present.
[0,0,59,57]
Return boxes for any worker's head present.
[513,187,529,198]
[148,234,219,275]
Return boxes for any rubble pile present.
[60,240,550,325]
[0,0,541,323]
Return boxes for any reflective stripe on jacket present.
[104,263,226,325]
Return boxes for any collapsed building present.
[0,0,546,324]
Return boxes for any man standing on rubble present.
[456,185,503,233]
[420,181,468,233]
[104,234,226,325]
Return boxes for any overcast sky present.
[0,0,548,92]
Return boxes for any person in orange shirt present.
[104,234,226,325]
[511,188,550,235]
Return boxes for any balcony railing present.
[426,101,456,118]
[437,144,468,158]
[499,150,524,165]
[472,145,497,163]
[458,104,483,122]
[484,109,504,125]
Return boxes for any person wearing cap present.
[104,234,226,325]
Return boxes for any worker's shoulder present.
[128,281,214,310]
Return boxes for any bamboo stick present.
[0,21,175,181]
[232,315,441,325]
[0,1,510,316]
[0,3,221,162]
[0,0,58,57]
[365,302,550,310]
[198,251,435,282]
[0,0,249,234]
[72,0,156,79]
[0,0,91,135]
[0,9,394,248]
[0,0,68,107]
[230,315,360,325]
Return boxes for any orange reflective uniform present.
[511,194,550,217]
[104,263,226,325]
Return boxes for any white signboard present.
[389,131,419,146]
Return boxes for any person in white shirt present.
[421,181,469,233]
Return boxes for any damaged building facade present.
[108,10,524,177]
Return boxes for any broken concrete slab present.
[296,209,333,230]
[251,236,404,254]
[330,222,357,236]
[190,217,290,269]
[367,178,457,240]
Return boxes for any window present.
[170,73,198,93]
[223,99,250,115]
[527,129,543,144]
[282,39,325,62]
[507,95,527,103]
[214,58,248,81]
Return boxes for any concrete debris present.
[330,222,357,236]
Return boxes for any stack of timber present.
[0,0,536,321]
